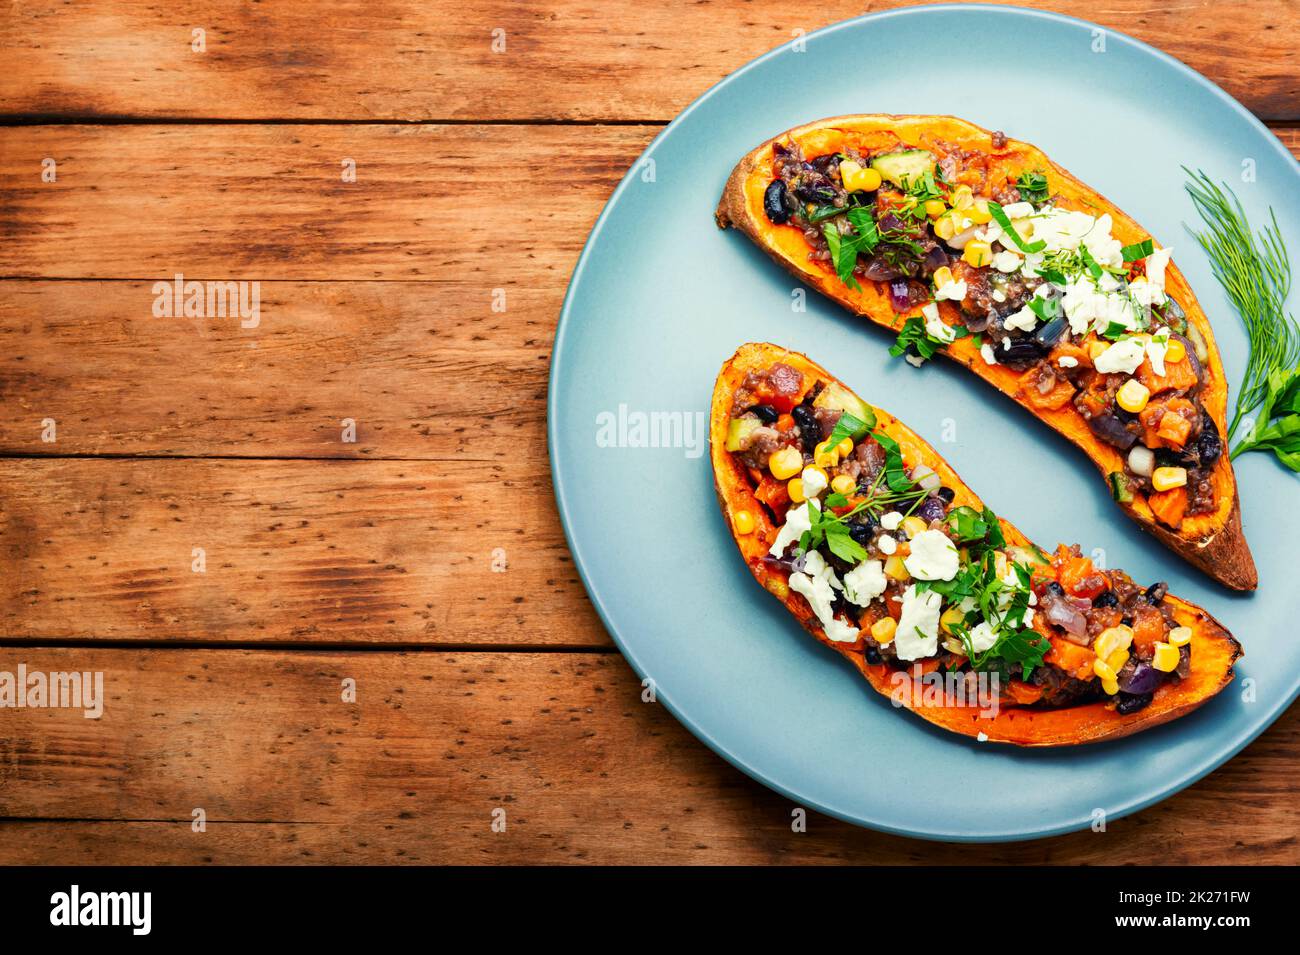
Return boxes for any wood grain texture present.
[0,649,1294,864]
[0,1,1295,122]
[0,124,653,280]
[0,458,607,646]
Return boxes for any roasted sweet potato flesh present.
[715,114,1255,590]
[711,342,1242,746]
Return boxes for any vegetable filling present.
[763,137,1219,530]
[727,360,1195,715]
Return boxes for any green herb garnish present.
[987,200,1046,254]
[1120,239,1154,263]
[889,316,951,365]
[1015,170,1049,204]
[1184,168,1300,458]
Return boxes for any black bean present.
[748,404,779,425]
[1197,410,1222,466]
[937,486,956,503]
[1116,692,1154,715]
[1093,591,1119,609]
[763,180,791,224]
[997,336,1048,366]
[1121,614,1134,627]
[791,404,822,454]
[864,645,883,665]
[1047,581,1066,597]
[1143,582,1168,605]
[848,519,878,547]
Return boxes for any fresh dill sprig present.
[1183,168,1300,447]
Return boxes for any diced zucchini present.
[812,382,876,437]
[1006,544,1051,570]
[1108,471,1134,503]
[870,149,935,189]
[725,416,761,452]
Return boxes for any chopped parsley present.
[1120,238,1154,263]
[889,316,953,365]
[1015,170,1050,204]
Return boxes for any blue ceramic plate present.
[549,4,1300,840]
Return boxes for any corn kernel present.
[840,162,882,193]
[871,616,897,644]
[966,199,993,224]
[830,474,856,496]
[924,199,947,218]
[1152,466,1188,492]
[1116,378,1151,413]
[962,240,993,268]
[901,515,928,539]
[787,477,806,504]
[836,437,854,457]
[1101,678,1120,696]
[940,606,965,635]
[884,555,910,581]
[951,185,974,210]
[934,214,958,241]
[1106,648,1130,673]
[1164,339,1186,364]
[732,510,756,535]
[1093,657,1117,682]
[768,446,803,480]
[1152,641,1181,672]
[766,577,789,600]
[1168,625,1193,647]
[932,266,954,289]
[1093,625,1134,661]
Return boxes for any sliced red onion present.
[1118,661,1161,695]
[888,279,913,312]
[1087,413,1138,450]
[911,464,941,491]
[1042,593,1089,641]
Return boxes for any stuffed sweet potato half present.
[712,343,1242,746]
[716,115,1255,590]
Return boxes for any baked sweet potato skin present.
[716,114,1255,591]
[711,342,1243,746]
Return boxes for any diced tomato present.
[753,474,790,513]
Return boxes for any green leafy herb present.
[945,505,989,541]
[889,316,951,365]
[987,200,1046,254]
[1015,170,1049,204]
[1184,168,1300,452]
[824,411,866,450]
[870,429,913,494]
[1078,242,1104,279]
[822,207,880,291]
[1120,238,1154,263]
[1027,294,1060,323]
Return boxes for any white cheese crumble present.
[903,529,960,581]
[1061,276,1140,337]
[769,501,816,558]
[877,534,898,555]
[790,550,858,644]
[842,560,887,607]
[800,466,828,499]
[967,620,999,653]
[879,511,904,531]
[1146,327,1171,377]
[980,343,999,365]
[922,302,956,342]
[1144,246,1172,290]
[1094,337,1148,375]
[1003,304,1038,332]
[992,250,1022,273]
[894,585,942,661]
[1057,355,1079,368]
[934,276,968,302]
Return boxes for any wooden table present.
[1,0,1296,865]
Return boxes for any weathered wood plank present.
[0,1,1294,122]
[0,124,653,280]
[0,649,1294,864]
[0,458,608,645]
[0,280,555,458]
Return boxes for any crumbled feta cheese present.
[991,289,1007,303]
[877,535,898,555]
[769,501,816,558]
[842,560,887,607]
[967,620,998,653]
[903,529,960,581]
[934,276,968,303]
[1083,214,1125,269]
[1127,276,1165,307]
[790,551,858,644]
[980,343,999,365]
[1027,207,1097,254]
[992,250,1022,273]
[976,222,1003,245]
[879,511,904,531]
[1003,305,1038,332]
[1094,337,1148,375]
[1057,355,1079,368]
[894,586,941,661]
[1144,246,1172,291]
[1146,327,1171,377]
[1000,201,1035,219]
[800,465,827,499]
[1061,276,1140,337]
[922,302,956,342]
